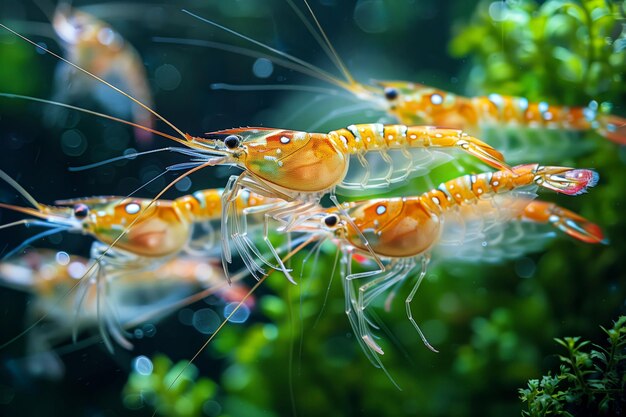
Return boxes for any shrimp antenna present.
[0,169,42,210]
[0,24,187,142]
[151,234,319,417]
[0,93,190,147]
[287,0,357,86]
[180,10,354,93]
[0,162,212,349]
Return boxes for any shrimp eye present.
[73,204,89,219]
[384,87,398,100]
[224,135,242,149]
[324,215,339,227]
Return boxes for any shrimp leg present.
[405,255,437,352]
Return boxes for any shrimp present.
[0,249,250,379]
[196,122,508,283]
[291,164,602,377]
[43,2,155,145]
[0,23,509,283]
[0,170,275,349]
[186,1,626,155]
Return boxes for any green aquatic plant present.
[450,0,626,104]
[519,316,626,416]
[122,354,218,417]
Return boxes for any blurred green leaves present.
[450,0,626,104]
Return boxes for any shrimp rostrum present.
[191,123,508,281]
[292,164,603,372]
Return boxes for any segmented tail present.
[536,166,599,196]
[597,114,626,145]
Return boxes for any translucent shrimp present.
[0,24,508,283]
[0,249,250,379]
[195,123,508,283]
[292,164,602,375]
[43,2,155,145]
[187,1,626,154]
[0,170,275,348]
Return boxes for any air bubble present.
[224,302,251,323]
[132,355,153,376]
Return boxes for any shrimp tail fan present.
[537,166,599,196]
[597,114,626,145]
[523,202,608,244]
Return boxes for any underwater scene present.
[0,0,625,416]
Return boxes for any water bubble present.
[354,0,390,33]
[132,355,153,376]
[224,302,250,323]
[142,324,156,337]
[178,308,194,326]
[174,176,192,192]
[134,328,144,339]
[55,251,70,266]
[192,308,221,334]
[514,257,536,278]
[60,129,87,157]
[203,400,222,417]
[252,58,273,78]
[488,1,508,22]
[155,64,182,91]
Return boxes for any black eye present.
[224,135,241,149]
[384,87,398,100]
[73,204,89,219]
[324,215,338,227]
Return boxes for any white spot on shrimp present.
[488,93,504,108]
[280,136,290,144]
[430,93,443,105]
[68,262,87,279]
[376,205,386,215]
[387,134,394,140]
[538,102,549,113]
[435,133,443,138]
[431,196,440,205]
[276,148,282,154]
[125,202,141,215]
[410,134,417,139]
[583,107,597,122]
[492,180,499,186]
[518,97,529,111]
[97,28,116,46]
[278,161,284,167]
[477,188,483,194]
[543,112,553,121]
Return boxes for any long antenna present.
[0,24,187,141]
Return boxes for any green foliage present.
[123,354,218,417]
[449,0,626,104]
[520,316,626,416]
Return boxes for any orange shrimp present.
[290,164,602,378]
[46,2,155,145]
[194,123,507,282]
[0,249,251,379]
[0,23,509,283]
[187,1,626,152]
